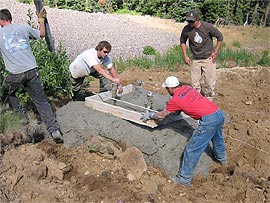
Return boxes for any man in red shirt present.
[141,76,227,186]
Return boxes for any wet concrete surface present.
[56,87,215,176]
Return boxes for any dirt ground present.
[0,65,269,203]
[0,13,269,203]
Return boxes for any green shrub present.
[143,46,157,55]
[32,40,72,96]
[17,0,31,3]
[257,50,270,66]
[18,0,119,13]
[113,9,142,15]
[232,40,241,48]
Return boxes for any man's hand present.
[184,55,191,65]
[117,84,123,94]
[211,52,218,63]
[140,111,155,122]
[36,7,47,23]
[112,77,120,85]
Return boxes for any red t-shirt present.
[166,85,218,120]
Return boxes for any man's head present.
[0,9,12,27]
[162,76,181,96]
[186,9,199,22]
[96,41,112,59]
[186,9,200,27]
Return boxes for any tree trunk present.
[250,3,259,26]
[262,2,270,26]
[227,0,230,23]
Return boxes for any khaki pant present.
[191,57,216,99]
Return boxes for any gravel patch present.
[1,0,180,60]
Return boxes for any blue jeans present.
[2,68,60,134]
[176,109,227,185]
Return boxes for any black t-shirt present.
[180,21,223,60]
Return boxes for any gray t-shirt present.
[0,24,40,74]
[180,21,223,60]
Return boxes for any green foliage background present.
[18,0,270,26]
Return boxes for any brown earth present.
[0,15,270,203]
[0,66,269,203]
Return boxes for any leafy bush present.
[257,50,270,66]
[143,46,157,55]
[113,9,142,15]
[232,40,241,48]
[31,40,71,96]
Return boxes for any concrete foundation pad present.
[57,85,216,176]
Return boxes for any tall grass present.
[115,45,269,73]
[218,48,260,68]
[115,45,189,72]
[0,105,23,134]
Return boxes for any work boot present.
[72,91,86,101]
[219,160,228,166]
[170,175,190,186]
[51,130,64,143]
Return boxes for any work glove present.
[140,111,155,123]
[36,7,47,23]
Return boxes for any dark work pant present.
[2,68,60,134]
[70,70,110,97]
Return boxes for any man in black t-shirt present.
[180,9,223,100]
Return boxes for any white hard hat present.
[162,76,180,88]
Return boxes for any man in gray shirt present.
[180,9,223,100]
[0,8,63,143]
